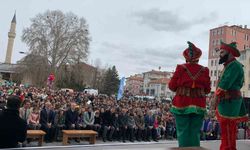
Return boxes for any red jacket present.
[169,63,211,109]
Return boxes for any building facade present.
[208,25,250,92]
[125,74,144,96]
[238,49,250,97]
[143,70,173,99]
[147,78,173,99]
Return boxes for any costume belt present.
[222,90,241,100]
[176,87,206,98]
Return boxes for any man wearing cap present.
[0,96,27,148]
[169,41,211,147]
[211,42,248,150]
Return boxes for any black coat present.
[65,109,78,129]
[118,113,128,127]
[0,109,27,148]
[111,114,119,128]
[40,108,55,128]
[102,110,112,126]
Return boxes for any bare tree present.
[15,54,49,87]
[22,10,90,73]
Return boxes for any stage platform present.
[9,140,250,150]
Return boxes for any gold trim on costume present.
[172,105,206,110]
[217,111,249,119]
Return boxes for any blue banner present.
[117,77,125,100]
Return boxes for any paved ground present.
[10,140,250,150]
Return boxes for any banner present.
[117,77,125,100]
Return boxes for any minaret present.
[5,12,16,64]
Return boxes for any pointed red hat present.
[220,42,240,57]
[183,41,202,62]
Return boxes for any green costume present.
[216,59,248,122]
[215,42,248,150]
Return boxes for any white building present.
[142,70,173,99]
[238,49,250,98]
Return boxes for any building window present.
[214,70,217,76]
[211,70,213,76]
[221,28,224,34]
[220,38,223,44]
[244,45,248,49]
[231,30,236,36]
[212,40,215,46]
[161,85,166,91]
[217,39,220,45]
[213,30,217,36]
[215,59,217,65]
[218,71,221,77]
[217,29,220,35]
[245,34,249,41]
[214,81,216,87]
[211,60,214,66]
[240,53,246,60]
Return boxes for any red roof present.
[127,76,143,82]
[143,70,172,76]
[149,78,170,84]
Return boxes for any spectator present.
[102,107,114,142]
[111,110,120,141]
[65,102,79,143]
[134,110,145,142]
[19,100,32,124]
[65,102,79,130]
[77,107,85,129]
[127,110,136,142]
[54,109,65,141]
[93,110,102,135]
[28,106,41,130]
[83,106,95,130]
[40,101,55,142]
[0,96,27,148]
[119,108,128,143]
[144,111,155,142]
[201,116,210,140]
[206,117,220,140]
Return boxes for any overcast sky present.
[0,0,250,77]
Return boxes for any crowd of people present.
[0,84,249,147]
[0,85,177,144]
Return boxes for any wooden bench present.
[27,130,46,146]
[62,130,97,145]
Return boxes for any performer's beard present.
[219,53,229,64]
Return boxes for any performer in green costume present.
[212,41,248,150]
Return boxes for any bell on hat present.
[220,41,240,57]
[183,41,202,62]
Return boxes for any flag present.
[117,77,125,100]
